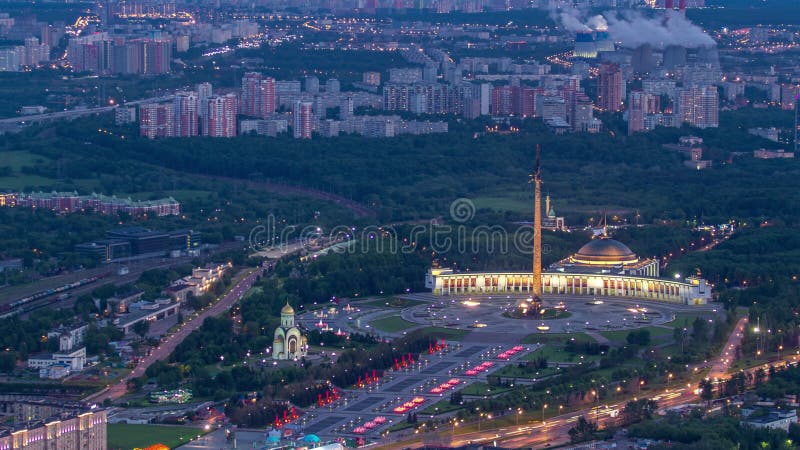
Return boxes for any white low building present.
[39,363,71,379]
[28,347,87,373]
[742,409,797,432]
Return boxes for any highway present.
[84,266,264,404]
[708,317,747,380]
[0,95,174,125]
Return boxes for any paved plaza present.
[232,293,719,444]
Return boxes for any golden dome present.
[572,237,639,265]
[281,303,295,314]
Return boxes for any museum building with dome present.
[425,234,710,305]
[425,148,710,305]
[551,235,659,277]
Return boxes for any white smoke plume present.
[554,7,716,49]
[587,15,608,31]
[605,10,716,49]
[557,8,591,32]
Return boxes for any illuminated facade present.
[426,269,709,305]
[0,409,106,450]
[427,236,710,305]
[273,303,308,360]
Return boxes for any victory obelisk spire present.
[531,144,543,300]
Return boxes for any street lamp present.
[516,408,523,426]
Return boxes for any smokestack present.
[679,0,686,12]
[665,0,673,9]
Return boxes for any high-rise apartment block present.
[196,82,212,118]
[292,100,314,139]
[241,73,276,118]
[173,92,199,137]
[677,86,719,129]
[782,84,799,111]
[68,34,171,74]
[139,103,174,139]
[628,90,647,135]
[597,63,625,112]
[204,94,238,137]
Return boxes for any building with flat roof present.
[27,347,86,372]
[0,399,89,423]
[77,227,201,262]
[742,409,797,432]
[114,299,180,335]
[47,323,89,352]
[165,263,231,302]
[0,408,106,450]
[754,149,794,159]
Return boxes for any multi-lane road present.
[85,267,264,404]
[372,314,752,449]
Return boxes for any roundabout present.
[394,293,718,337]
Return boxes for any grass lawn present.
[419,399,465,415]
[387,421,416,432]
[523,345,603,364]
[600,326,674,343]
[522,332,596,345]
[0,174,60,190]
[107,424,204,450]
[130,189,214,202]
[417,326,470,341]
[0,150,50,170]
[370,316,417,333]
[664,312,716,329]
[459,381,515,396]
[362,298,426,309]
[493,364,562,379]
[472,195,530,213]
[728,350,782,373]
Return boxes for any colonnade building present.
[426,236,711,305]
